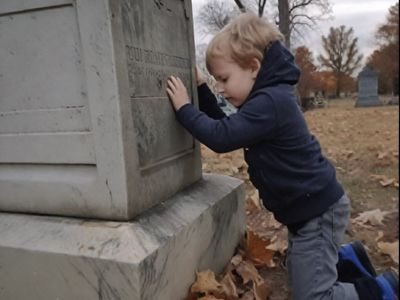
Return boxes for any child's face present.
[210,56,260,108]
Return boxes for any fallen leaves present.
[191,270,222,295]
[370,174,399,188]
[352,209,390,227]
[351,209,399,266]
[186,254,271,300]
[377,241,399,264]
[186,198,287,300]
[245,205,288,268]
[244,231,276,268]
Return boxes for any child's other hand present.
[166,76,190,111]
[195,66,206,86]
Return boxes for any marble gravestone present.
[0,0,201,220]
[355,66,382,107]
[0,1,246,299]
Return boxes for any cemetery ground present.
[188,97,399,300]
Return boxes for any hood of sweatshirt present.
[250,41,300,95]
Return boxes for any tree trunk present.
[278,0,290,48]
[336,73,342,98]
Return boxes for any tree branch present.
[233,0,247,13]
[258,0,267,17]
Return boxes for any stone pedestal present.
[0,1,246,298]
[0,0,201,220]
[0,174,245,300]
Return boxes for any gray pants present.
[287,195,360,300]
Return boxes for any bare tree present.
[233,0,332,49]
[234,0,268,17]
[289,0,331,44]
[196,0,237,36]
[318,25,363,97]
[294,46,317,99]
[196,0,331,49]
[257,0,268,17]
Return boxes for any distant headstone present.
[355,66,382,107]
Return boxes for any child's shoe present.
[354,270,398,300]
[338,240,377,280]
[376,270,399,300]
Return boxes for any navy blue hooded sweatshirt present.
[176,41,344,231]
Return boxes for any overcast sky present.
[191,0,396,64]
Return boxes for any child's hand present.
[195,66,206,86]
[166,76,190,111]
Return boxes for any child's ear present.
[250,58,261,78]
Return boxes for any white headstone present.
[0,0,201,220]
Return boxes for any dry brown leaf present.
[231,166,239,174]
[185,292,199,300]
[370,175,398,188]
[245,230,276,267]
[249,191,262,210]
[246,196,262,214]
[352,209,389,227]
[263,214,282,230]
[240,291,255,300]
[199,296,224,300]
[220,272,238,299]
[370,174,387,180]
[266,233,288,255]
[375,231,385,242]
[379,177,396,187]
[191,270,222,294]
[236,260,263,285]
[377,151,388,159]
[341,150,354,158]
[378,241,399,264]
[253,280,271,300]
[336,166,346,173]
[232,158,245,168]
[231,254,243,267]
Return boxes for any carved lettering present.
[126,46,190,68]
[125,45,192,98]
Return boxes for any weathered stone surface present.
[355,66,382,107]
[0,174,245,300]
[0,0,201,220]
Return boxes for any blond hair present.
[206,13,283,72]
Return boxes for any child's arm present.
[196,66,226,120]
[167,76,277,153]
[167,74,225,119]
[197,84,226,120]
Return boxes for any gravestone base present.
[0,174,245,300]
[355,96,382,107]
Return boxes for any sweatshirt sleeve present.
[176,92,277,153]
[197,83,226,120]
